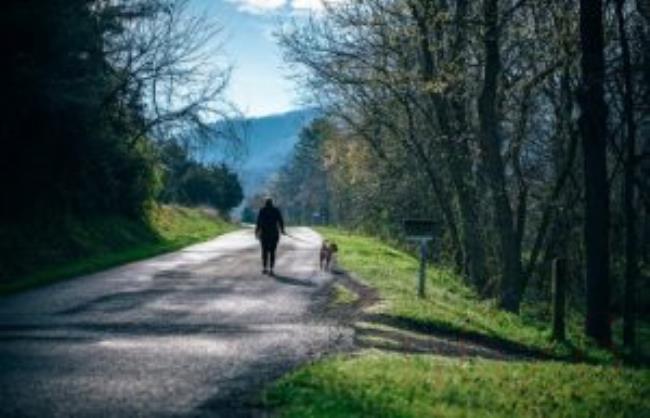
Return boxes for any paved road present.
[0,227,352,417]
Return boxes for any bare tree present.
[99,0,237,145]
[278,0,648,345]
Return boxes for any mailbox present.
[403,219,436,298]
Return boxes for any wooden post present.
[552,258,567,341]
[418,240,427,298]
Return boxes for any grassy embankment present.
[266,227,650,418]
[0,205,236,295]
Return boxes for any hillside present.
[197,108,320,201]
[0,206,236,295]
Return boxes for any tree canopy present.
[0,0,237,221]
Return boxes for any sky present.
[191,0,336,118]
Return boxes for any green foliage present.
[241,206,257,224]
[270,117,453,261]
[267,353,650,418]
[0,205,236,294]
[0,0,159,220]
[270,118,332,224]
[158,142,243,215]
[0,0,232,230]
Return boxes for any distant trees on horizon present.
[159,143,243,215]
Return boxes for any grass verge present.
[316,228,650,361]
[266,352,650,418]
[0,205,236,295]
[331,283,359,306]
[264,227,649,418]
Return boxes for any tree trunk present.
[452,169,488,292]
[478,0,522,312]
[614,0,639,349]
[524,68,579,296]
[360,103,467,274]
[410,1,488,291]
[448,0,488,292]
[579,0,612,346]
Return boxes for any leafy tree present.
[270,119,331,224]
[0,0,232,222]
[159,143,243,214]
[241,207,257,224]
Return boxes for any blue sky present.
[191,1,334,117]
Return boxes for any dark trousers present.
[261,239,278,269]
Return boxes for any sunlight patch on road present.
[144,299,192,313]
[96,337,232,355]
[198,296,267,314]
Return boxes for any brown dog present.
[319,240,338,271]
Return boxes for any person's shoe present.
[262,268,268,274]
[269,269,275,276]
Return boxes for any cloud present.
[291,0,324,11]
[229,0,287,14]
[229,0,343,14]
[291,0,343,12]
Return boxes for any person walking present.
[255,198,285,275]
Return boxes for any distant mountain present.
[195,107,320,201]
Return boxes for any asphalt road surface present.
[0,227,352,417]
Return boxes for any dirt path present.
[330,271,556,362]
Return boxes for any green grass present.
[264,227,649,417]
[315,227,639,361]
[331,283,359,306]
[267,352,650,418]
[0,205,236,295]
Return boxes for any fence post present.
[418,239,427,298]
[552,257,567,341]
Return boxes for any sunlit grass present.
[267,352,650,418]
[265,228,649,417]
[266,228,650,416]
[331,283,359,306]
[316,227,621,361]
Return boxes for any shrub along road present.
[0,227,352,417]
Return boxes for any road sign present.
[403,219,436,241]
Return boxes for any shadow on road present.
[0,322,262,339]
[272,274,316,288]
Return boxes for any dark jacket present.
[256,205,285,242]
